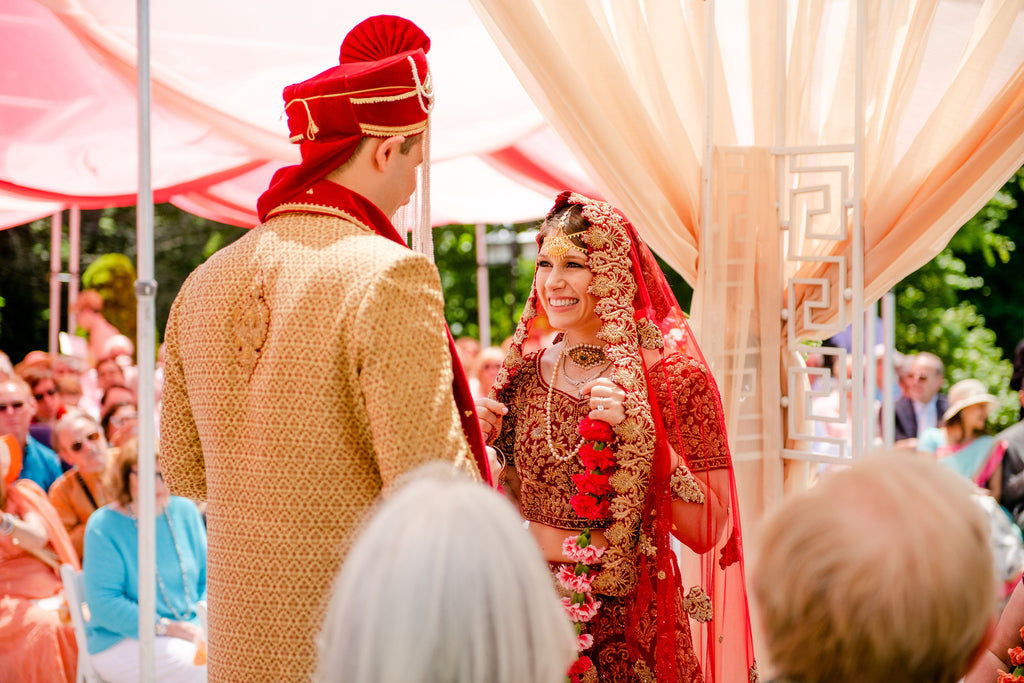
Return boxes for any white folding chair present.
[60,563,103,683]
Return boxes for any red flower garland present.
[561,416,617,683]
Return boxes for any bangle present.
[155,618,170,636]
[0,513,14,536]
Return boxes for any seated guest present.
[99,384,136,424]
[19,365,66,450]
[101,401,139,448]
[469,345,505,400]
[917,378,1003,493]
[0,433,80,682]
[84,439,207,682]
[894,351,948,448]
[56,373,85,411]
[752,454,996,683]
[316,463,576,683]
[0,376,62,491]
[48,410,116,560]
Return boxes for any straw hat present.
[942,379,999,424]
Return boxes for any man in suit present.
[160,15,489,682]
[894,351,948,448]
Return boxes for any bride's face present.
[535,244,602,339]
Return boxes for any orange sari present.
[0,479,80,683]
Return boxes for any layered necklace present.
[127,503,194,621]
[545,343,613,462]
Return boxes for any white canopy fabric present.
[470,0,1024,542]
[0,0,599,230]
[4,0,1024,529]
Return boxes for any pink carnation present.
[561,595,602,622]
[562,537,606,564]
[577,633,595,651]
[557,564,594,594]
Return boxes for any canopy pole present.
[68,206,81,341]
[48,212,62,358]
[136,0,157,680]
[475,223,490,348]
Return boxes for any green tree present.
[895,168,1024,431]
[82,253,137,343]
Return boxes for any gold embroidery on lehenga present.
[683,586,713,623]
[633,659,657,683]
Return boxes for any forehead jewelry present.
[542,208,577,258]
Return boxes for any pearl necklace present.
[546,345,611,462]
[127,503,194,621]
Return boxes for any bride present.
[476,192,756,683]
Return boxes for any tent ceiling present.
[0,0,598,229]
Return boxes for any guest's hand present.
[165,620,205,644]
[583,378,626,426]
[475,397,507,441]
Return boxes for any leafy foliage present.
[895,168,1024,431]
[82,253,137,342]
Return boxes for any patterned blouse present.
[492,350,731,530]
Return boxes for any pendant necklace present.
[127,503,194,621]
[560,348,613,399]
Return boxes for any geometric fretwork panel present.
[778,146,866,464]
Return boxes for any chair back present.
[60,563,103,683]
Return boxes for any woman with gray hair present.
[315,463,576,683]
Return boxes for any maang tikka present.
[542,208,579,258]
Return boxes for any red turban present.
[257,15,434,220]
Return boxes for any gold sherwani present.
[160,209,474,682]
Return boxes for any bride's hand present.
[583,378,626,426]
[475,397,507,441]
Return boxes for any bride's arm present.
[667,449,730,553]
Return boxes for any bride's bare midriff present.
[530,519,610,563]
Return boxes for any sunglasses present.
[34,387,57,401]
[0,401,25,412]
[69,432,101,452]
[130,469,164,482]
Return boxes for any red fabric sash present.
[265,180,491,483]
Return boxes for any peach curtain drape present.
[469,0,1024,520]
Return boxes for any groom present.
[160,15,489,682]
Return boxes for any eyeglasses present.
[0,401,25,412]
[910,374,933,382]
[110,413,138,428]
[69,432,101,452]
[34,388,57,401]
[130,469,164,482]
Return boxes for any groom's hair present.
[752,453,995,683]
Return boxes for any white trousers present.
[91,636,207,683]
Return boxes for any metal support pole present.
[475,223,490,348]
[49,212,62,358]
[136,1,157,680]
